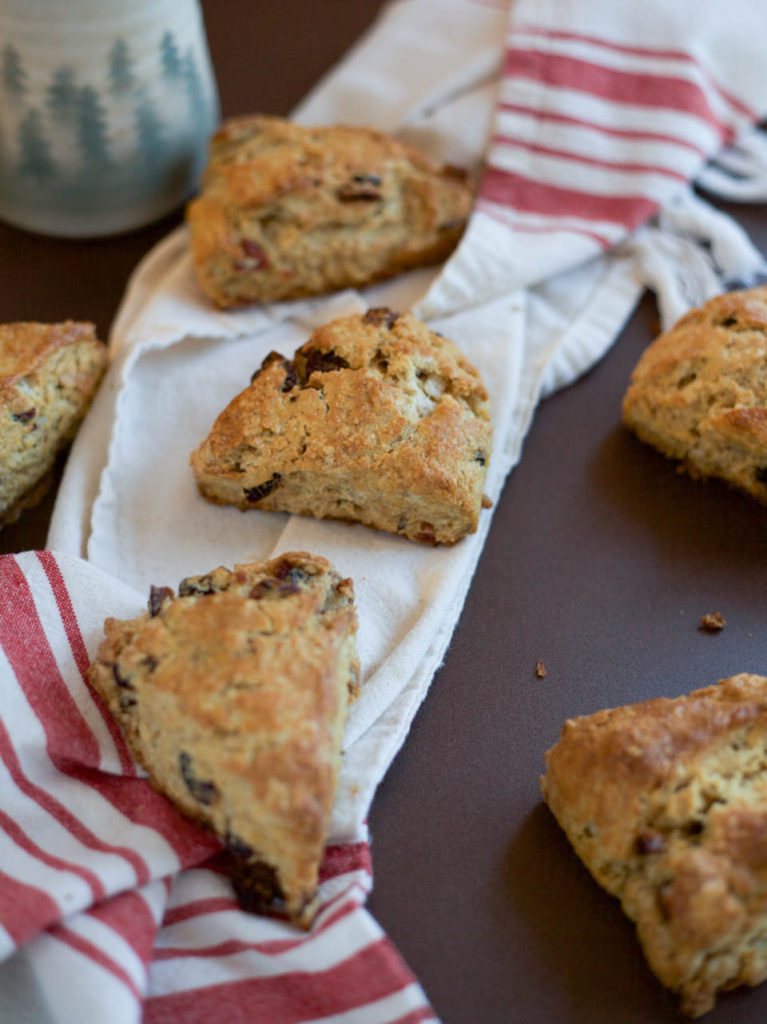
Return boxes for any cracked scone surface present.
[622,286,767,505]
[0,321,107,526]
[186,114,472,308]
[190,308,492,545]
[88,552,359,925]
[542,673,767,1018]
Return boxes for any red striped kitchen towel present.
[0,551,436,1024]
[421,0,767,319]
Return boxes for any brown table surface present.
[2,3,767,1022]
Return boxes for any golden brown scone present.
[88,552,359,926]
[622,286,767,505]
[542,673,767,1017]
[186,114,473,308]
[190,308,492,545]
[0,321,107,526]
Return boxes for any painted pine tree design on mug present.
[0,0,219,236]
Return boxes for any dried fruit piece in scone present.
[87,552,359,926]
[190,309,492,545]
[541,673,767,1017]
[622,286,767,505]
[0,321,107,526]
[186,114,473,308]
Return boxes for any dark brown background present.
[2,3,766,1021]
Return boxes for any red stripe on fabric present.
[0,868,61,946]
[0,556,219,867]
[491,133,689,181]
[0,705,153,889]
[0,557,102,769]
[511,25,758,120]
[35,551,137,776]
[475,200,613,248]
[163,896,239,928]
[35,552,92,677]
[0,726,107,900]
[160,850,370,931]
[144,935,422,1024]
[498,101,709,154]
[505,48,731,138]
[388,1009,436,1024]
[52,926,143,1001]
[513,25,697,62]
[319,840,371,883]
[156,891,360,960]
[479,165,658,230]
[88,888,159,969]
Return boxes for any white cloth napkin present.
[3,0,766,1021]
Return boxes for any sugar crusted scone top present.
[622,286,767,453]
[194,308,491,478]
[542,673,767,868]
[97,554,358,734]
[198,114,470,210]
[0,321,105,391]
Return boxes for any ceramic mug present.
[0,0,219,237]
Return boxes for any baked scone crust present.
[0,321,107,526]
[542,673,767,1017]
[622,286,767,505]
[87,552,359,925]
[186,115,472,308]
[190,308,492,545]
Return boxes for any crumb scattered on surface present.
[535,659,547,679]
[699,611,726,632]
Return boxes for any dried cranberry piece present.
[250,578,300,599]
[179,752,219,805]
[179,575,216,597]
[635,830,666,855]
[12,407,36,423]
[225,831,254,858]
[229,859,285,915]
[249,351,296,392]
[300,348,350,379]
[272,558,309,586]
[281,362,297,392]
[363,308,398,329]
[112,663,132,689]
[148,585,173,616]
[338,173,383,201]
[239,238,268,268]
[243,473,283,503]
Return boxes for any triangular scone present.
[88,552,359,925]
[191,309,492,545]
[542,673,767,1018]
[622,286,767,505]
[0,321,107,526]
[186,115,472,308]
